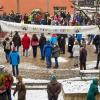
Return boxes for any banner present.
[0,20,99,35]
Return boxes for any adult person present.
[87,79,99,100]
[39,33,46,60]
[31,34,39,58]
[50,34,58,45]
[43,41,52,68]
[22,33,30,57]
[95,46,100,69]
[9,47,20,76]
[0,65,8,100]
[93,35,100,53]
[68,35,75,58]
[47,75,62,100]
[12,31,21,51]
[3,37,12,62]
[52,44,60,68]
[76,30,82,45]
[4,72,13,100]
[72,41,80,67]
[13,76,26,100]
[80,46,87,70]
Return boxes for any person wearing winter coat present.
[72,41,80,67]
[22,33,30,57]
[43,41,52,68]
[93,35,100,53]
[58,36,66,54]
[80,46,87,70]
[13,76,26,100]
[95,46,100,69]
[31,34,39,58]
[39,33,46,60]
[87,79,99,100]
[3,37,12,62]
[47,75,62,100]
[9,47,20,76]
[68,35,75,58]
[0,65,8,100]
[52,44,60,68]
[50,34,58,45]
[76,30,82,45]
[12,31,21,51]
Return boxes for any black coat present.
[39,36,46,48]
[68,36,75,53]
[12,34,21,47]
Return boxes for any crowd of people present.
[0,10,99,26]
[1,31,100,76]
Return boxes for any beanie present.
[50,75,57,81]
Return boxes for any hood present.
[52,34,57,37]
[24,33,27,37]
[92,79,98,85]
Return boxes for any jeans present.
[32,46,37,58]
[0,92,7,100]
[6,89,12,100]
[23,49,28,57]
[40,46,44,59]
[12,65,19,76]
[48,95,58,100]
[46,57,51,68]
[5,51,10,62]
[96,56,100,69]
[55,57,59,68]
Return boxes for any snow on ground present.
[62,80,100,94]
[52,57,68,63]
[72,60,97,70]
[11,90,64,100]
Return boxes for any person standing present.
[31,34,39,58]
[4,72,13,100]
[3,37,12,62]
[95,46,100,69]
[39,33,46,60]
[87,79,99,100]
[22,33,30,57]
[52,44,60,68]
[13,76,26,100]
[68,35,75,58]
[9,47,20,76]
[47,75,62,100]
[12,31,21,51]
[43,41,52,68]
[93,35,100,53]
[80,46,87,70]
[72,41,80,67]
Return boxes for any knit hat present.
[50,75,57,81]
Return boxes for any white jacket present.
[72,45,80,57]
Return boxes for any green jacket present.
[87,79,99,100]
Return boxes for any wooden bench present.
[80,70,100,79]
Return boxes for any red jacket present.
[22,34,30,49]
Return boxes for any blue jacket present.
[43,43,52,57]
[9,51,20,65]
[76,32,82,41]
[50,37,58,45]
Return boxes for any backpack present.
[5,41,11,50]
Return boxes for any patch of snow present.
[52,57,68,63]
[62,80,100,94]
[11,90,64,100]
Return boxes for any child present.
[13,76,26,100]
